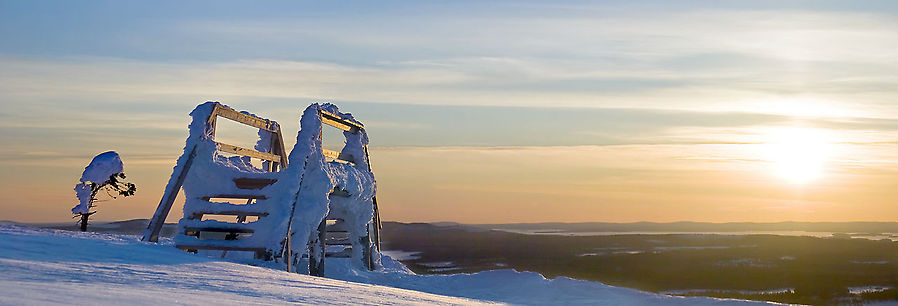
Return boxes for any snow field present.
[0,225,768,305]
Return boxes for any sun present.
[763,127,831,184]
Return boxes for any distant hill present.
[13,220,898,237]
[470,221,898,233]
[22,219,180,238]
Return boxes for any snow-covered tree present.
[72,151,136,231]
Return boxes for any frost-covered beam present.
[322,149,355,164]
[200,194,267,200]
[320,110,363,133]
[211,104,279,132]
[216,142,282,162]
[189,211,270,219]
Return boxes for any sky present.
[1,1,897,224]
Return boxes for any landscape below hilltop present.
[9,219,898,305]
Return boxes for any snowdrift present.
[0,225,767,305]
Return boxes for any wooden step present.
[183,227,254,234]
[176,244,267,259]
[323,218,349,232]
[188,211,269,220]
[325,249,352,258]
[201,194,267,201]
[324,238,352,246]
[177,245,266,252]
[233,178,277,190]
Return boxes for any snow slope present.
[0,225,488,305]
[0,225,766,305]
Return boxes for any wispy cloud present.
[1,1,897,222]
[3,6,898,114]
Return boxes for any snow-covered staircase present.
[179,178,281,259]
[142,102,381,276]
[167,103,290,259]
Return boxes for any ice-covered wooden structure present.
[142,102,381,276]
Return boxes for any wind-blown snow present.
[79,151,123,184]
[0,225,766,305]
[72,151,124,214]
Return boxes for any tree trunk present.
[79,213,89,232]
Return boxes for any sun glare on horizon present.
[763,127,832,184]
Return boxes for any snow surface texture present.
[0,225,484,305]
[171,102,376,268]
[72,151,123,214]
[0,225,767,305]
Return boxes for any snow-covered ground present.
[0,225,766,305]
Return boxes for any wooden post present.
[275,130,288,170]
[142,146,197,242]
[309,219,326,276]
[284,226,292,273]
[363,146,382,252]
[361,232,373,270]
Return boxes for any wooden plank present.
[325,250,352,258]
[363,146,382,251]
[176,245,266,252]
[215,105,278,132]
[183,227,255,233]
[321,116,355,133]
[322,149,339,160]
[201,194,268,200]
[232,177,277,190]
[324,241,353,246]
[322,149,354,163]
[320,110,363,133]
[207,104,220,130]
[190,211,270,219]
[284,225,292,273]
[216,142,281,162]
[274,130,288,168]
[177,245,267,259]
[309,220,326,276]
[142,145,198,242]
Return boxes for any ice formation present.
[169,102,378,270]
[72,151,124,214]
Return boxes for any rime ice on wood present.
[285,103,378,273]
[72,151,124,214]
[146,102,380,275]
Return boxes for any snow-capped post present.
[72,151,137,231]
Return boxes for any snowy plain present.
[0,224,768,305]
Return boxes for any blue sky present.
[1,1,897,223]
